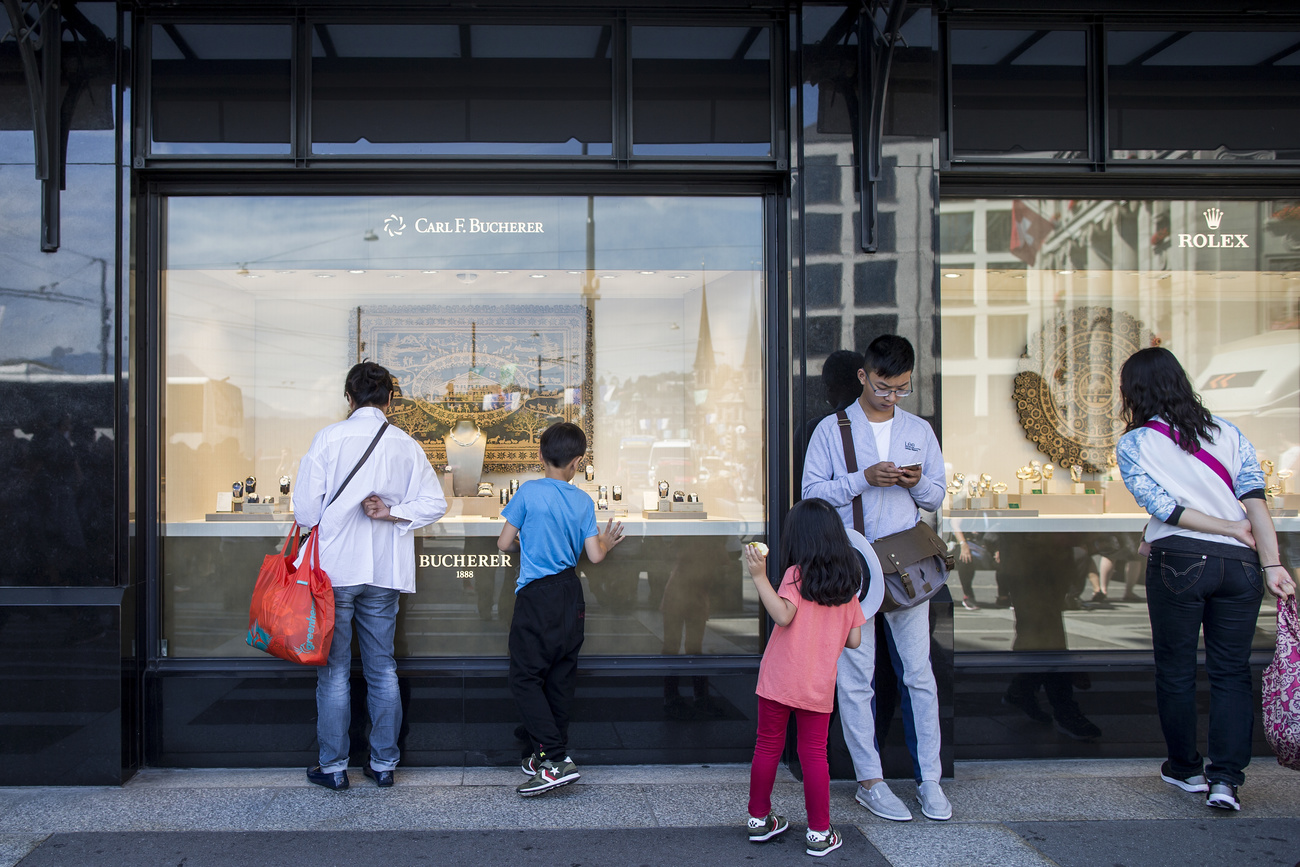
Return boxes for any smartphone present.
[899,461,923,470]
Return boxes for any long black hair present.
[779,498,862,606]
[1119,347,1219,454]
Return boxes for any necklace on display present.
[449,428,481,448]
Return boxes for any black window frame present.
[134,9,786,170]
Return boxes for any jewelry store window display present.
[801,336,952,823]
[1117,347,1295,812]
[296,363,448,791]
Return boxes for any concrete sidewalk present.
[1,759,1297,866]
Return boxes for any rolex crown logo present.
[1203,207,1224,231]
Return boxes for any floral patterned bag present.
[1262,595,1300,771]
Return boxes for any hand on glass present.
[865,462,903,487]
[599,518,626,550]
[363,495,397,522]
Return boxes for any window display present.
[160,195,767,657]
[939,198,1300,652]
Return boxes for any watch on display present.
[585,464,595,482]
[687,493,699,503]
[612,485,622,501]
[672,490,685,502]
[232,481,244,500]
[279,475,291,495]
[658,480,670,499]
[245,476,256,495]
[598,497,609,511]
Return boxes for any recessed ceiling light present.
[349,270,366,274]
[275,270,295,274]
[530,274,546,279]
[316,274,333,278]
[639,271,656,275]
[943,273,961,279]
[567,270,582,275]
[245,274,262,279]
[601,274,618,279]
[1011,274,1025,279]
[388,274,403,279]
[495,270,511,275]
[421,270,438,274]
[1058,270,1074,275]
[672,274,690,280]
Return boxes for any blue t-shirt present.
[501,478,599,592]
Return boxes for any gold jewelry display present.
[1261,459,1275,477]
[1070,465,1083,484]
[1043,464,1054,479]
[1015,466,1035,480]
[992,482,1008,493]
[1012,307,1147,473]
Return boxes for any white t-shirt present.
[869,417,893,463]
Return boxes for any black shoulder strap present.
[326,422,390,511]
[835,410,865,536]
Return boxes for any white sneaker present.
[855,781,912,821]
[917,780,952,820]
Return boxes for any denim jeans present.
[317,583,402,773]
[1146,547,1263,787]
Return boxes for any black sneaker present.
[306,766,349,790]
[1003,691,1051,724]
[1055,711,1102,741]
[1160,761,1208,793]
[1206,782,1240,811]
[1091,591,1108,604]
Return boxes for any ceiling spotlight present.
[601,274,618,279]
[567,270,583,275]
[421,270,438,274]
[530,274,546,279]
[275,270,295,275]
[315,274,333,278]
[349,270,366,274]
[943,272,961,279]
[669,322,680,330]
[495,270,511,275]
[456,272,479,284]
[245,274,262,279]
[672,274,690,280]
[639,271,656,275]
[388,274,403,279]
[1058,270,1074,275]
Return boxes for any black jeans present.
[508,568,585,758]
[1146,543,1263,787]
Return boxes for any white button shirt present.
[294,406,447,592]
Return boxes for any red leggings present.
[747,696,832,832]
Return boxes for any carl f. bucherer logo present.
[1178,206,1248,248]
[383,214,406,237]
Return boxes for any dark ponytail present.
[1119,347,1219,454]
[345,361,394,410]
[779,498,861,606]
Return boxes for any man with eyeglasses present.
[801,335,951,824]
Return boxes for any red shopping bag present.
[246,524,335,665]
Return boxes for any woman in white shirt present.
[1117,347,1294,812]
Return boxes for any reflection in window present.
[311,24,613,155]
[1108,30,1300,161]
[631,26,771,156]
[938,198,1300,654]
[151,23,292,154]
[157,195,766,658]
[949,29,1088,159]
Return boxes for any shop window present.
[311,24,613,156]
[949,28,1088,160]
[986,210,1012,253]
[854,260,898,307]
[151,23,292,154]
[939,197,1300,655]
[631,25,772,157]
[157,195,767,658]
[1108,30,1300,161]
[939,212,974,254]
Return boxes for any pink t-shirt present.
[756,566,867,713]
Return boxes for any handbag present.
[245,421,389,664]
[835,410,953,612]
[246,523,335,665]
[1262,595,1300,771]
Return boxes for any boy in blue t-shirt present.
[497,422,625,796]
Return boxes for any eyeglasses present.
[870,381,912,398]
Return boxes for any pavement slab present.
[861,823,1057,867]
[1008,818,1300,867]
[11,828,890,867]
[0,835,45,867]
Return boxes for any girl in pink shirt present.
[744,498,866,857]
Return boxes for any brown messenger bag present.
[835,410,953,612]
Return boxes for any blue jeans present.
[1146,547,1262,787]
[316,583,402,773]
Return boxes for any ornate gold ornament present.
[1012,306,1148,473]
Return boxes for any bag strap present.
[326,421,390,511]
[836,410,866,536]
[1143,420,1234,494]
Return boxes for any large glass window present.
[151,23,292,155]
[1108,30,1300,161]
[949,28,1089,160]
[631,25,772,157]
[939,198,1300,654]
[159,195,766,658]
[310,24,613,156]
